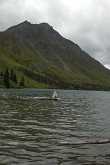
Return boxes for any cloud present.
[0,0,110,67]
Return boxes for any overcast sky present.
[0,0,110,68]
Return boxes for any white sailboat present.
[33,90,59,100]
[52,90,58,99]
[51,90,60,100]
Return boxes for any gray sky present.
[0,0,110,68]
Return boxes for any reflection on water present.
[0,89,110,164]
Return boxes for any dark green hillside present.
[0,20,110,90]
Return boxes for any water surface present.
[0,89,110,165]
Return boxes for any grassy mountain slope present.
[0,20,110,90]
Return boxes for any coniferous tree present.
[10,69,17,84]
[13,73,17,84]
[4,68,10,88]
[10,69,14,81]
[19,77,25,87]
[0,71,3,77]
[0,71,3,82]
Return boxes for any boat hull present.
[33,97,60,101]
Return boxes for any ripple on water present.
[0,89,110,164]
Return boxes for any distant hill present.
[0,20,110,90]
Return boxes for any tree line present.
[0,68,25,88]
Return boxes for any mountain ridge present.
[0,21,110,90]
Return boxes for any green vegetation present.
[3,69,10,88]
[0,21,110,90]
[0,68,25,88]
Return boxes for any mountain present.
[0,20,110,90]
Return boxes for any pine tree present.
[13,73,17,84]
[10,69,14,81]
[4,68,10,88]
[19,77,25,87]
[0,71,3,77]
[10,69,17,84]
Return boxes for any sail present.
[52,91,58,98]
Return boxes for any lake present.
[0,89,110,165]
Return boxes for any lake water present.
[0,89,110,165]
